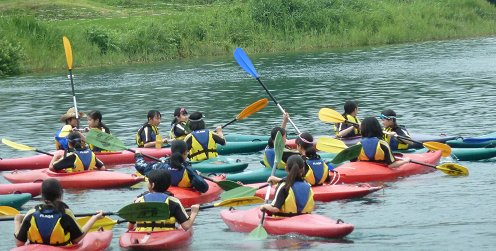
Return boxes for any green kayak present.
[395,147,496,161]
[224,133,297,142]
[0,193,31,208]
[446,131,496,148]
[191,156,248,173]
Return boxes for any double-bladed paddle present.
[316,137,348,153]
[63,36,80,128]
[0,206,20,216]
[2,138,55,156]
[223,99,268,128]
[318,108,452,157]
[234,48,300,134]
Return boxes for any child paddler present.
[356,117,411,168]
[49,132,106,172]
[169,108,189,140]
[380,109,413,150]
[136,110,169,148]
[83,110,112,152]
[183,112,226,161]
[334,100,361,138]
[14,178,104,247]
[55,107,86,150]
[127,169,200,232]
[295,132,331,186]
[134,140,209,193]
[263,113,298,169]
[259,155,315,217]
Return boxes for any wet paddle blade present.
[58,125,73,138]
[234,48,258,78]
[318,108,345,124]
[85,129,127,151]
[273,132,285,170]
[63,36,73,70]
[331,144,362,164]
[2,139,36,151]
[77,216,117,232]
[0,206,20,216]
[316,137,347,153]
[221,186,258,201]
[236,99,268,120]
[216,196,264,207]
[215,180,243,191]
[438,163,469,176]
[247,224,268,240]
[422,142,451,157]
[117,202,170,222]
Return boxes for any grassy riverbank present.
[1,0,496,76]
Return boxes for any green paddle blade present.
[117,202,170,222]
[247,224,268,240]
[215,180,243,191]
[221,186,258,201]
[86,129,127,151]
[331,144,362,164]
[273,131,285,170]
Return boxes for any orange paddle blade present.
[63,36,73,70]
[318,108,345,123]
[236,98,268,120]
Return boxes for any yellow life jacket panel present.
[303,157,329,186]
[334,115,361,137]
[136,124,159,147]
[275,181,314,217]
[136,193,176,231]
[187,130,218,161]
[65,149,97,173]
[169,121,187,140]
[28,207,71,246]
[167,164,192,188]
[358,138,385,161]
[55,127,69,150]
[383,126,410,150]
[263,147,286,169]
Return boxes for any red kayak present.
[0,182,42,197]
[11,229,112,251]
[329,150,442,183]
[119,228,193,250]
[0,147,171,171]
[250,183,383,202]
[221,207,354,238]
[4,169,144,189]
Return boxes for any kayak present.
[0,147,171,171]
[191,156,248,173]
[329,150,442,183]
[0,182,42,197]
[119,228,193,250]
[4,169,144,189]
[220,207,354,238]
[167,176,224,207]
[0,193,31,208]
[396,147,496,161]
[286,133,458,149]
[446,131,496,148]
[11,229,113,251]
[224,133,297,142]
[250,183,383,202]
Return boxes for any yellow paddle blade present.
[155,135,163,149]
[63,36,73,70]
[438,163,469,176]
[58,125,73,138]
[316,137,347,153]
[0,206,20,216]
[215,196,264,207]
[318,108,345,123]
[2,138,36,151]
[236,99,268,120]
[423,142,451,157]
[77,216,117,232]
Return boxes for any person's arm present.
[394,128,414,145]
[49,152,62,171]
[215,126,224,139]
[72,211,104,244]
[50,153,76,172]
[14,214,26,247]
[260,184,286,213]
[281,112,289,129]
[180,204,199,230]
[185,166,209,193]
[338,125,355,137]
[212,130,226,146]
[95,158,105,171]
[380,142,411,168]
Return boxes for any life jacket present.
[27,206,71,246]
[263,147,286,169]
[274,181,314,217]
[65,149,97,173]
[358,137,385,162]
[186,130,218,161]
[136,193,176,231]
[302,156,329,186]
[165,164,193,188]
[136,123,159,147]
[334,115,361,137]
[54,127,70,150]
[88,127,112,152]
[169,121,187,140]
[383,126,411,150]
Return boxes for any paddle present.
[63,36,80,128]
[2,138,54,156]
[223,99,268,128]
[247,131,285,240]
[234,48,300,134]
[59,125,74,138]
[79,196,264,232]
[328,144,362,164]
[462,137,496,143]
[316,137,348,153]
[396,157,469,176]
[318,108,452,157]
[221,183,270,201]
[0,202,169,222]
[0,206,20,216]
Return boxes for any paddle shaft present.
[396,157,437,168]
[383,131,419,144]
[222,118,237,128]
[68,69,79,128]
[36,149,54,157]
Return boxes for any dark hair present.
[189,112,205,131]
[296,132,317,158]
[381,109,398,126]
[361,117,384,138]
[171,108,188,126]
[41,179,65,214]
[67,131,84,149]
[144,110,161,127]
[169,140,188,169]
[268,127,287,148]
[87,110,110,132]
[343,101,358,115]
[284,155,305,193]
[148,169,171,193]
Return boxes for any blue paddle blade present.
[462,138,496,143]
[234,48,258,78]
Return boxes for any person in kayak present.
[14,178,104,247]
[380,109,413,150]
[136,110,169,148]
[83,110,111,152]
[134,140,209,193]
[127,169,200,231]
[334,100,361,138]
[259,155,315,217]
[357,117,411,168]
[170,107,189,140]
[55,107,86,150]
[263,113,299,169]
[184,111,226,161]
[296,132,331,186]
[49,132,106,172]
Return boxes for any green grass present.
[1,0,496,75]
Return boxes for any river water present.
[1,36,496,250]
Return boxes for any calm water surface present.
[1,36,496,250]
